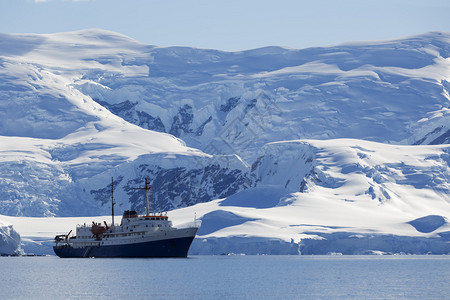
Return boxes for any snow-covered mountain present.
[3,30,449,159]
[0,29,449,254]
[69,30,450,159]
[0,30,256,217]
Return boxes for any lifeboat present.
[91,223,106,235]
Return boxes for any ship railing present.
[54,235,72,246]
[75,223,120,229]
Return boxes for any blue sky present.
[1,0,449,51]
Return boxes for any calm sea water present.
[1,255,449,299]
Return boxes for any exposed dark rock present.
[90,176,123,205]
[429,129,450,145]
[90,164,255,213]
[220,97,241,112]
[136,110,166,132]
[94,99,166,132]
[195,116,212,136]
[169,104,194,136]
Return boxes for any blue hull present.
[53,236,195,258]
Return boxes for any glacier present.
[0,217,22,256]
[4,138,449,255]
[0,29,449,254]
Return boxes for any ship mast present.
[145,178,151,215]
[111,177,115,227]
[135,177,152,216]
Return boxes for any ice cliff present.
[0,218,21,255]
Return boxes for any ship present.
[53,178,199,258]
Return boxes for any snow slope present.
[174,139,450,255]
[2,30,449,161]
[4,139,449,255]
[67,31,450,161]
